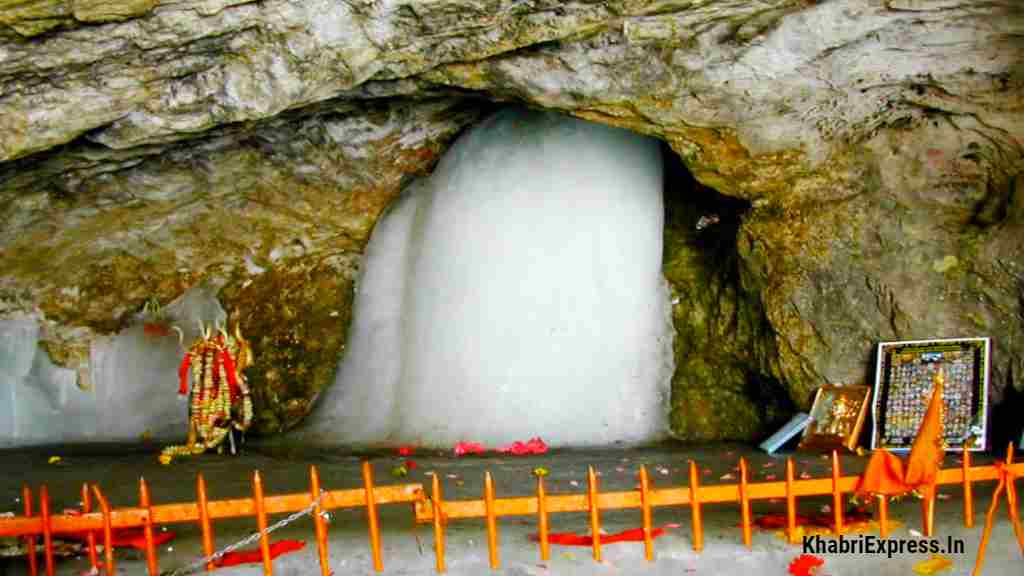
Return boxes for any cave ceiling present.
[1,0,1022,438]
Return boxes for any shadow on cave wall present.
[660,142,795,442]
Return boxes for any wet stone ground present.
[0,442,1020,575]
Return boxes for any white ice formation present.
[301,108,675,448]
[0,287,225,447]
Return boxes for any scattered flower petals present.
[765,474,777,480]
[909,529,924,538]
[497,437,548,455]
[800,471,813,479]
[569,480,580,487]
[703,469,711,475]
[762,462,775,468]
[397,446,415,456]
[720,473,736,481]
[615,467,625,473]
[913,554,953,575]
[446,473,459,479]
[453,442,486,457]
[936,493,952,500]
[788,553,825,576]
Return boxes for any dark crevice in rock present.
[661,142,791,441]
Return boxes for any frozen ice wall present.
[303,108,675,447]
[0,287,225,447]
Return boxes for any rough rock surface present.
[1,0,1022,441]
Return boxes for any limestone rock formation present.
[1,0,1021,442]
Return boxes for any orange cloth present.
[857,370,945,498]
[856,450,908,496]
[904,371,945,498]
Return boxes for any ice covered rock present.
[0,286,226,446]
[302,109,675,447]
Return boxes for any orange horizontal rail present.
[412,461,1024,522]
[0,484,424,538]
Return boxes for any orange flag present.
[856,449,908,496]
[857,369,945,498]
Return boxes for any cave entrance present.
[301,109,792,449]
[302,108,675,448]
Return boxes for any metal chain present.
[163,490,327,576]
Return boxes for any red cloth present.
[214,540,305,567]
[63,528,176,551]
[528,524,679,546]
[178,353,191,395]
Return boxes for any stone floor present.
[0,442,1020,575]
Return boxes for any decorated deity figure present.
[826,395,858,436]
[160,320,254,464]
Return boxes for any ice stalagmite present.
[303,108,674,447]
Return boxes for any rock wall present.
[1,0,1022,442]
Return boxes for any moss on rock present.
[219,254,356,435]
[661,148,791,441]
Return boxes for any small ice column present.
[0,286,227,447]
[304,108,674,447]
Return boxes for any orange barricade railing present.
[1,449,1022,576]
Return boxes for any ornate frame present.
[798,385,871,452]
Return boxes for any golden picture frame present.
[798,385,871,452]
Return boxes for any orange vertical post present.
[484,471,499,569]
[962,449,974,528]
[362,461,384,572]
[785,458,797,544]
[1005,444,1023,553]
[309,466,331,576]
[639,465,654,561]
[196,474,216,572]
[22,486,37,576]
[971,445,1012,576]
[688,461,703,552]
[587,466,602,562]
[39,485,54,576]
[252,471,273,576]
[92,486,114,576]
[739,458,752,549]
[922,492,935,537]
[81,483,98,571]
[431,472,446,573]
[877,496,889,538]
[537,475,550,562]
[139,477,160,576]
[831,451,844,535]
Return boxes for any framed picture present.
[799,385,871,452]
[871,337,990,452]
